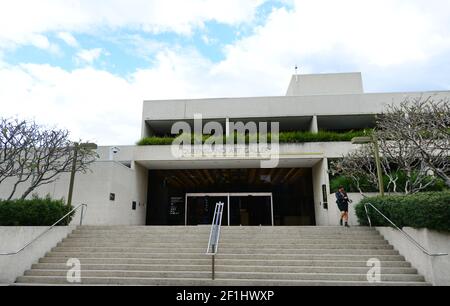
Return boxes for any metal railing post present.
[364,203,372,227]
[206,202,224,280]
[79,204,86,226]
[212,255,215,280]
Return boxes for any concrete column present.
[309,115,318,134]
[141,120,154,138]
[312,158,330,226]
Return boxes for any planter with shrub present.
[355,192,450,232]
[0,196,74,226]
[137,129,371,146]
[330,174,448,194]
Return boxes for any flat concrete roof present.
[142,91,450,132]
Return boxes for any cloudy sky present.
[0,0,449,145]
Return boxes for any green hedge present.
[355,192,450,232]
[330,174,448,193]
[277,130,371,143]
[137,130,371,146]
[0,196,74,226]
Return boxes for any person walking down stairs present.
[335,186,352,227]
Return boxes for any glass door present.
[185,194,228,226]
[185,192,273,226]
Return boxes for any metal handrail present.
[206,202,224,280]
[364,203,447,257]
[0,203,87,256]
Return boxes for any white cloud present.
[75,48,103,65]
[24,33,60,55]
[0,0,267,49]
[201,35,218,46]
[115,34,168,60]
[0,63,140,145]
[57,32,79,47]
[0,47,275,146]
[1,0,450,146]
[217,0,450,74]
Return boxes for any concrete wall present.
[132,142,358,166]
[312,158,330,226]
[0,226,76,284]
[142,91,450,123]
[0,161,148,226]
[377,227,450,286]
[95,142,360,166]
[286,73,364,96]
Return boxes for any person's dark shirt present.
[335,191,349,205]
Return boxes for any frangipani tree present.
[0,118,98,200]
[330,96,450,195]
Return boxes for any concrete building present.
[2,72,450,227]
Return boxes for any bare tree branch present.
[0,118,98,201]
[330,96,449,195]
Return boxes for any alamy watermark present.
[366,258,382,283]
[66,258,82,283]
[170,114,280,168]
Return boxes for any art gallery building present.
[3,72,449,227]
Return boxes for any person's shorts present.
[338,204,348,212]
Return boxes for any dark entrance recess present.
[187,196,228,226]
[230,195,272,226]
[146,168,315,226]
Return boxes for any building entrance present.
[146,168,315,226]
[185,193,274,226]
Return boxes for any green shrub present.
[330,175,378,193]
[276,129,372,143]
[137,129,372,146]
[137,136,176,146]
[330,173,448,193]
[391,171,448,192]
[0,195,74,226]
[355,192,450,232]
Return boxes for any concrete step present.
[38,257,412,267]
[77,226,211,230]
[49,247,399,255]
[56,242,391,249]
[62,236,388,245]
[30,263,418,275]
[71,229,378,236]
[77,225,375,231]
[44,252,404,260]
[73,227,376,232]
[14,276,430,286]
[71,227,379,233]
[22,269,425,282]
[67,233,382,240]
[15,226,426,286]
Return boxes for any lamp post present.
[67,142,98,207]
[351,134,385,197]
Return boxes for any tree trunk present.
[435,169,450,188]
[20,185,36,200]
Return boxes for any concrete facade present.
[1,72,450,226]
[286,72,364,96]
[0,161,148,226]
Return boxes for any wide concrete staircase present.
[15,226,429,286]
